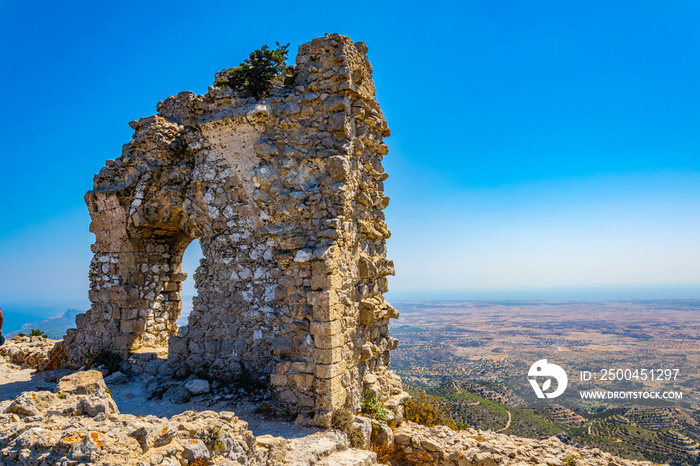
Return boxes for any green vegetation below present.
[426,388,565,438]
[413,382,700,466]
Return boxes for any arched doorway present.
[178,239,204,328]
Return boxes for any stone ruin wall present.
[59,34,404,418]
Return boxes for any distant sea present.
[2,303,89,334]
[2,297,195,337]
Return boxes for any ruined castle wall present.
[62,34,402,417]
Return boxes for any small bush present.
[404,392,456,429]
[360,394,391,421]
[563,455,582,466]
[330,408,365,449]
[29,329,47,338]
[331,408,353,431]
[348,426,365,449]
[371,421,382,439]
[57,392,66,399]
[188,458,209,466]
[214,42,294,99]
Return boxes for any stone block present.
[313,375,346,411]
[184,379,210,395]
[310,320,342,336]
[110,286,128,301]
[292,373,315,390]
[275,361,292,374]
[270,374,287,386]
[311,261,331,290]
[119,321,133,334]
[313,347,343,364]
[315,361,346,379]
[289,361,314,373]
[313,302,344,322]
[314,333,343,349]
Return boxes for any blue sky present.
[2,0,700,315]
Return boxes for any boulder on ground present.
[104,370,129,385]
[55,370,108,395]
[5,391,58,417]
[184,378,210,395]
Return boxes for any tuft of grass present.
[188,458,209,466]
[331,408,353,431]
[331,408,365,448]
[348,426,365,449]
[360,394,391,421]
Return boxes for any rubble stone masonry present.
[59,34,403,418]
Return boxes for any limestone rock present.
[78,393,119,417]
[0,394,258,465]
[5,390,58,417]
[0,336,58,370]
[256,434,288,465]
[390,422,657,466]
[55,370,108,395]
[353,415,373,445]
[185,378,211,395]
[104,370,129,384]
[163,384,191,404]
[184,439,210,462]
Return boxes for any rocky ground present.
[0,338,663,465]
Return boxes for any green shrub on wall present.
[214,42,294,98]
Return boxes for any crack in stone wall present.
[59,33,404,419]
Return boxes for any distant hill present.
[6,309,83,339]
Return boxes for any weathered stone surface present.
[0,336,58,370]
[104,370,129,384]
[6,391,58,417]
[256,434,288,465]
[184,439,210,462]
[1,384,257,465]
[78,393,119,417]
[390,422,656,466]
[163,385,191,404]
[56,33,402,418]
[55,370,108,395]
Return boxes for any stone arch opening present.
[123,226,193,350]
[178,239,204,327]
